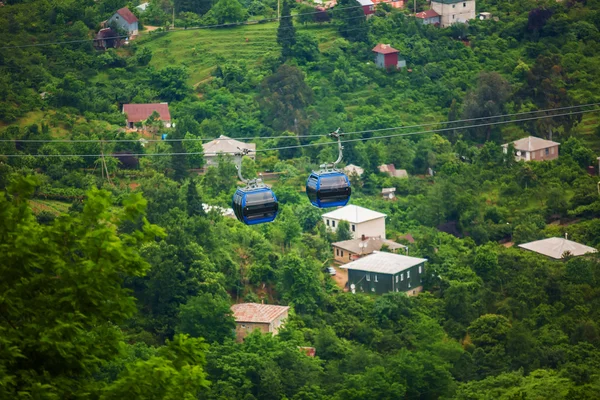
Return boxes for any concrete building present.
[502,136,560,162]
[518,237,597,260]
[342,251,427,295]
[107,7,139,36]
[344,164,365,177]
[381,187,396,200]
[202,135,256,168]
[231,303,289,342]
[332,236,406,264]
[322,205,387,239]
[431,0,476,28]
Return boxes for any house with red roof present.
[372,44,406,69]
[231,303,289,342]
[415,9,441,25]
[107,7,139,36]
[122,103,171,129]
[357,0,375,15]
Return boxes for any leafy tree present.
[277,0,296,60]
[186,178,205,216]
[293,32,320,64]
[336,219,353,241]
[205,0,248,24]
[175,0,214,15]
[277,254,324,313]
[333,0,367,42]
[176,293,235,343]
[0,176,162,399]
[258,65,314,135]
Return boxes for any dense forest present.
[2,0,600,398]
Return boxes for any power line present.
[2,103,596,144]
[2,108,596,157]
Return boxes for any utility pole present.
[414,0,417,14]
[172,6,175,29]
[278,0,281,19]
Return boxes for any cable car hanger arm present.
[319,128,344,171]
[234,147,263,188]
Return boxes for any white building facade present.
[431,0,476,28]
[322,205,387,239]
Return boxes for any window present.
[341,251,344,257]
[401,273,404,281]
[366,274,370,282]
[407,271,410,279]
[241,324,247,329]
[371,288,375,292]
[374,275,378,282]
[545,148,549,155]
[396,288,399,292]
[395,275,399,283]
[463,2,466,6]
[408,282,411,288]
[336,249,339,256]
[352,224,356,232]
[332,220,336,228]
[348,253,351,260]
[326,219,330,226]
[452,4,455,7]
[453,15,455,19]
[418,265,422,274]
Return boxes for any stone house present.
[231,303,289,342]
[431,0,476,28]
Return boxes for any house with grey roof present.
[344,164,364,177]
[342,251,427,295]
[502,136,560,162]
[202,135,256,168]
[231,303,289,342]
[332,236,406,264]
[322,204,387,239]
[518,237,597,260]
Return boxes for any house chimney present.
[565,232,568,240]
[361,234,366,241]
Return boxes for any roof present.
[379,164,408,178]
[231,303,289,324]
[136,2,150,12]
[518,237,597,260]
[116,7,138,24]
[96,27,118,39]
[203,135,256,156]
[123,103,171,123]
[415,9,440,19]
[381,188,396,194]
[344,164,364,176]
[432,0,471,3]
[398,233,415,244]
[333,237,406,254]
[372,0,405,8]
[322,205,386,224]
[372,44,399,55]
[357,0,374,5]
[341,251,427,274]
[502,136,560,152]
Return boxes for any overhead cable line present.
[2,108,597,157]
[3,103,597,144]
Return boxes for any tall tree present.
[186,179,205,216]
[176,293,235,344]
[334,0,368,42]
[277,0,296,60]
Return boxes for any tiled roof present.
[116,7,138,24]
[372,44,399,55]
[123,103,171,123]
[415,9,440,19]
[341,251,427,274]
[518,237,597,260]
[379,164,408,178]
[203,135,256,156]
[231,303,289,323]
[333,237,406,254]
[344,164,364,176]
[357,0,374,5]
[502,136,560,152]
[322,205,386,224]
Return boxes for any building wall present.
[271,311,288,335]
[347,262,425,295]
[108,13,139,35]
[384,53,398,69]
[374,52,386,68]
[235,322,270,342]
[323,217,386,239]
[504,145,559,162]
[431,0,476,28]
[333,245,360,264]
[423,16,440,25]
[362,4,374,14]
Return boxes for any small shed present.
[94,28,121,50]
[357,0,375,15]
[479,12,492,20]
[372,44,405,69]
[379,164,408,178]
[344,164,365,177]
[231,303,289,342]
[415,9,440,25]
[381,187,396,200]
[107,7,139,36]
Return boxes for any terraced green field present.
[136,22,339,85]
[29,199,71,215]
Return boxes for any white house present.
[202,135,256,168]
[431,0,476,28]
[322,204,386,239]
[107,7,139,36]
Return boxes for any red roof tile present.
[123,103,171,123]
[116,7,138,24]
[231,303,289,324]
[372,43,399,54]
[415,9,439,19]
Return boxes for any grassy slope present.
[136,22,338,86]
[29,199,71,215]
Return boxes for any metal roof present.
[116,7,138,24]
[322,205,386,224]
[122,103,171,123]
[502,136,560,152]
[231,303,289,323]
[372,44,399,55]
[344,164,364,176]
[203,135,256,156]
[341,251,426,274]
[333,237,406,254]
[518,237,597,259]
[357,0,374,5]
[415,9,440,18]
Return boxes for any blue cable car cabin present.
[232,187,279,225]
[306,171,351,208]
